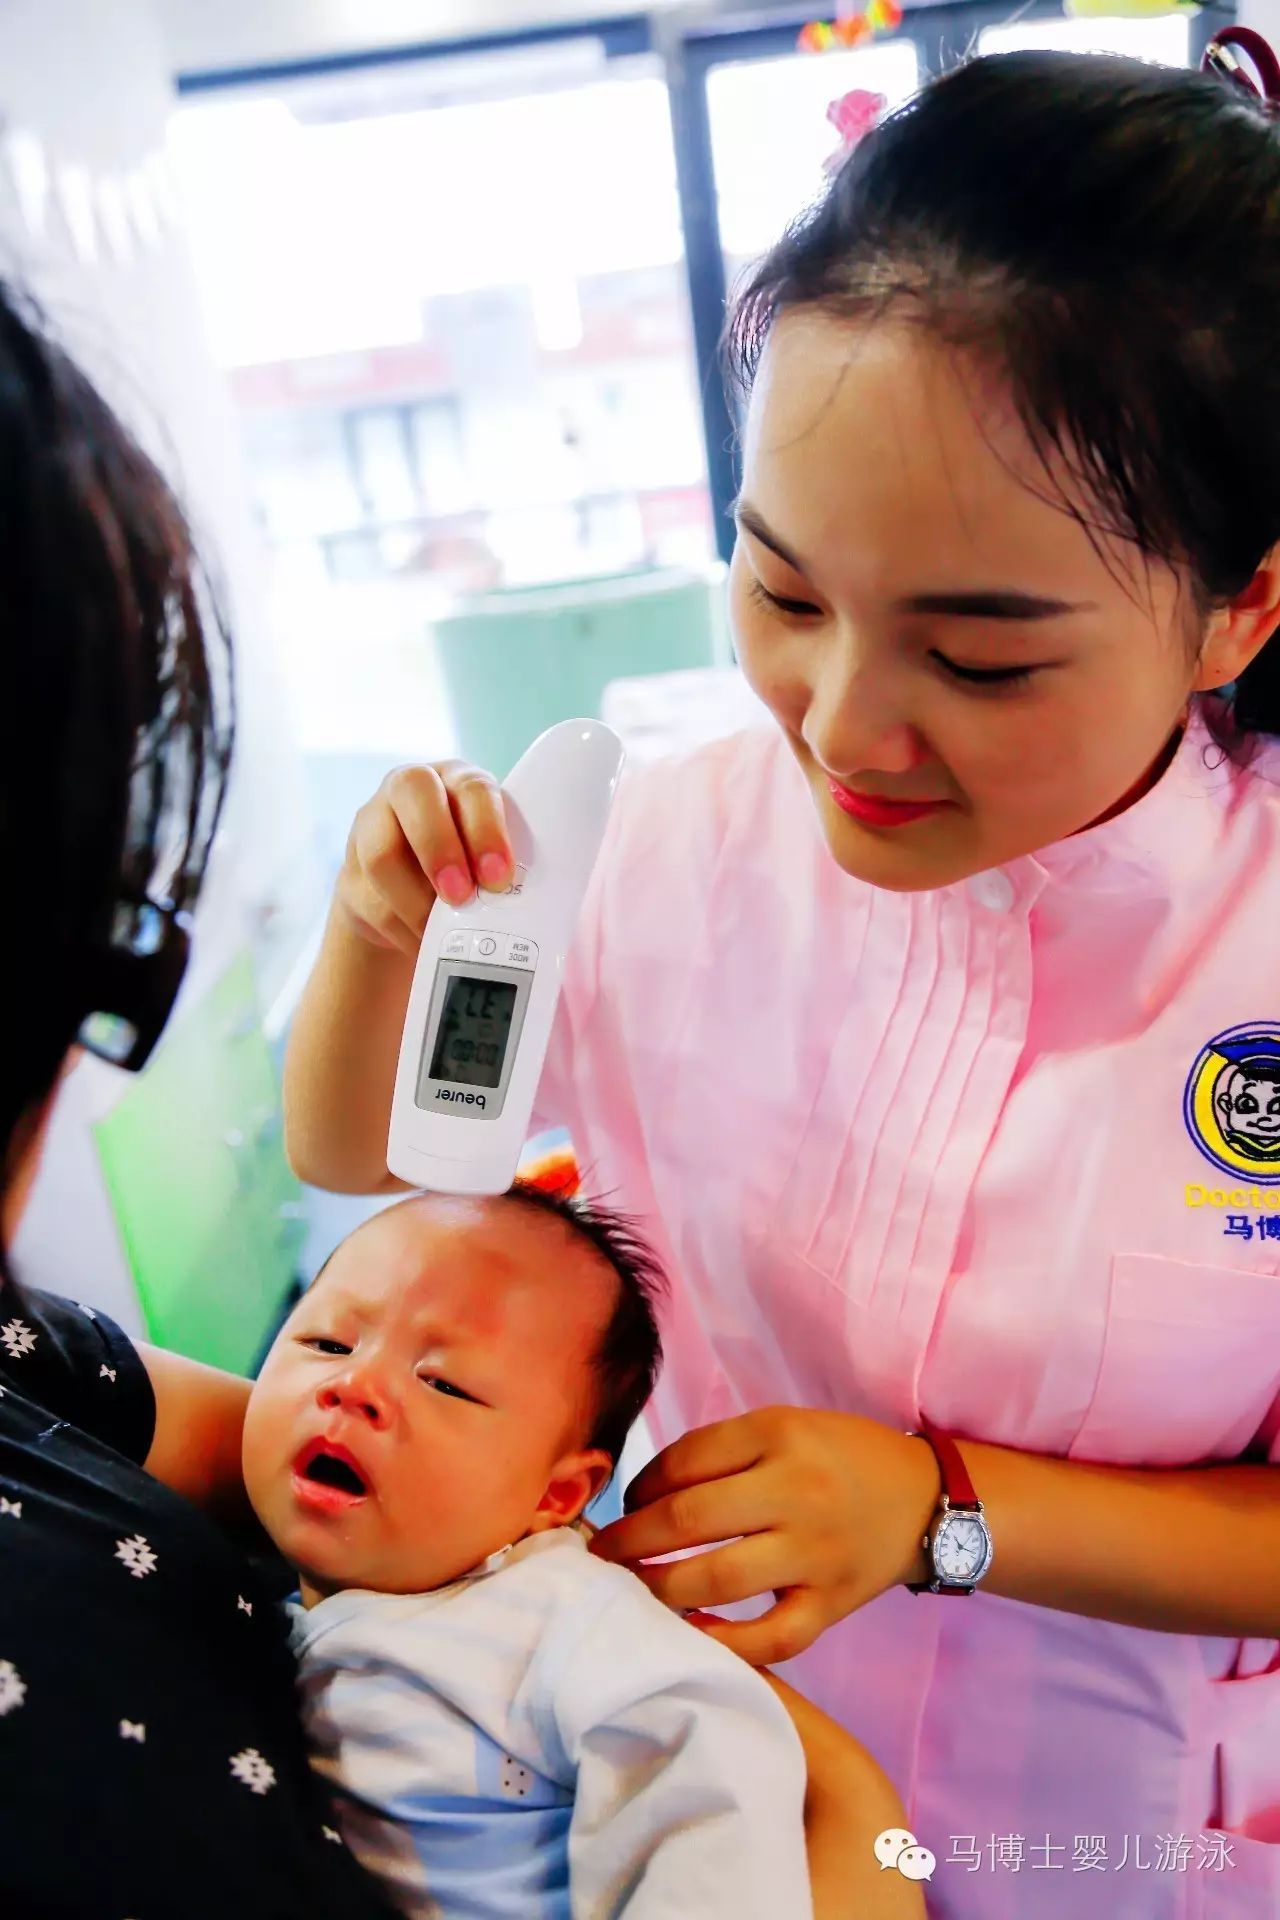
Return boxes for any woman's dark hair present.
[727,51,1280,739]
[1,284,233,1211]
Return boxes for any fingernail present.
[478,851,509,888]
[436,864,472,905]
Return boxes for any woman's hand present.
[591,1408,940,1664]
[284,759,515,1193]
[337,760,515,959]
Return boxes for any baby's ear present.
[529,1450,614,1532]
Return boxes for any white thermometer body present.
[387,719,624,1195]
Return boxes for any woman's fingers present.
[622,1412,777,1514]
[381,765,470,909]
[631,1534,785,1614]
[338,758,513,958]
[436,761,514,892]
[687,1589,827,1668]
[350,808,438,946]
[592,1468,772,1565]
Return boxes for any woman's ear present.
[1194,547,1280,691]
[528,1449,615,1533]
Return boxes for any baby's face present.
[242,1196,615,1603]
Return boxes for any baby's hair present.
[726,50,1280,743]
[503,1182,665,1464]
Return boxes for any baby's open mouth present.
[293,1440,369,1502]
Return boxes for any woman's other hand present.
[337,760,514,959]
[591,1408,940,1664]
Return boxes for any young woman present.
[286,48,1280,1919]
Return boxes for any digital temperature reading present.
[427,974,517,1090]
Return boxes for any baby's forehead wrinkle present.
[320,1192,619,1362]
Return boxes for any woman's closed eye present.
[932,651,1037,690]
[748,571,1045,688]
[747,577,822,619]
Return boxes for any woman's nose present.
[803,664,927,780]
[317,1369,390,1427]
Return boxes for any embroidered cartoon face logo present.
[1184,1024,1280,1176]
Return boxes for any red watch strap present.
[918,1416,979,1508]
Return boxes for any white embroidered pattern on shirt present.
[237,1595,253,1616]
[0,1318,36,1360]
[119,1719,146,1742]
[0,1497,22,1519]
[322,1826,343,1844]
[0,1660,27,1715]
[99,1364,116,1382]
[115,1534,158,1579]
[230,1748,277,1795]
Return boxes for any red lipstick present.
[827,780,947,828]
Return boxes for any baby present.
[242,1186,812,1920]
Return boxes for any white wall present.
[1239,0,1280,39]
[3,0,319,1325]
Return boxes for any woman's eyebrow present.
[732,498,810,574]
[734,501,1093,620]
[896,590,1095,620]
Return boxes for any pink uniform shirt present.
[533,702,1280,1917]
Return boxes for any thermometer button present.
[504,937,538,970]
[472,934,500,960]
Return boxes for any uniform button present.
[968,870,1016,913]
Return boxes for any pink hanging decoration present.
[823,89,888,172]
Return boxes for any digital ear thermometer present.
[387,719,625,1195]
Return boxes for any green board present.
[94,950,304,1375]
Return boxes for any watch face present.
[934,1511,992,1585]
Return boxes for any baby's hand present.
[337,761,515,959]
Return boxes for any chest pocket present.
[1068,1253,1280,1467]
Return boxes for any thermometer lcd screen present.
[427,974,518,1090]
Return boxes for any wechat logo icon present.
[874,1828,937,1882]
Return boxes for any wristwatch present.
[906,1417,994,1596]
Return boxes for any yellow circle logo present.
[1184,1023,1280,1177]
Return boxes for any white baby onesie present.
[291,1527,812,1919]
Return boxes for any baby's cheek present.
[240,1386,288,1524]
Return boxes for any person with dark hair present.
[241,1185,821,1917]
[288,43,1280,1916]
[0,285,395,1916]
